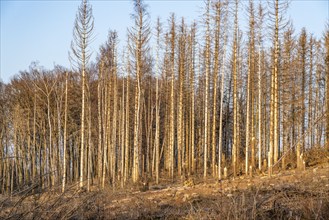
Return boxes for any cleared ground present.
[1,161,329,219]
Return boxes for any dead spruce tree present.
[268,0,288,174]
[70,0,94,189]
[128,0,151,183]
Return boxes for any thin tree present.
[97,57,104,186]
[232,0,239,178]
[168,14,176,180]
[256,2,265,171]
[268,0,288,175]
[70,0,94,188]
[297,28,307,168]
[189,22,197,174]
[211,0,222,177]
[324,25,329,147]
[203,0,211,179]
[177,18,186,177]
[124,45,131,184]
[217,0,228,180]
[62,71,68,193]
[308,36,314,147]
[128,0,151,183]
[154,17,162,184]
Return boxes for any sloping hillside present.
[1,162,328,219]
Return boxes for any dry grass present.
[1,162,329,219]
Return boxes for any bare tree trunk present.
[132,52,141,183]
[46,95,55,186]
[102,68,109,188]
[130,0,150,183]
[246,55,251,175]
[190,23,196,175]
[258,46,262,171]
[269,0,281,176]
[155,77,160,184]
[33,91,37,183]
[325,28,329,147]
[70,0,94,189]
[124,65,130,184]
[218,12,228,180]
[296,29,307,169]
[309,37,314,148]
[120,79,125,187]
[232,0,239,178]
[177,18,186,178]
[62,71,68,193]
[257,3,264,171]
[112,61,118,187]
[87,89,92,191]
[211,1,222,177]
[169,14,176,180]
[98,62,104,185]
[155,18,161,184]
[203,0,211,179]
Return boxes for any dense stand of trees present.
[1,0,328,194]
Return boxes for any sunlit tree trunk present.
[190,23,196,174]
[325,27,329,147]
[203,0,211,179]
[111,55,118,187]
[32,91,37,183]
[257,3,264,171]
[308,37,314,148]
[132,18,142,184]
[245,0,256,174]
[62,71,68,193]
[218,6,228,180]
[269,0,282,175]
[70,0,94,189]
[232,0,239,178]
[97,62,104,185]
[154,17,161,184]
[87,86,92,191]
[299,29,307,168]
[169,14,176,180]
[120,79,125,187]
[211,1,222,177]
[129,0,150,183]
[124,53,130,184]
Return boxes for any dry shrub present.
[304,146,329,167]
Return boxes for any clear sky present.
[1,0,328,83]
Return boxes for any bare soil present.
[1,163,329,219]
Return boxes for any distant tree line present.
[0,0,328,194]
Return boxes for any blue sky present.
[1,0,328,83]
